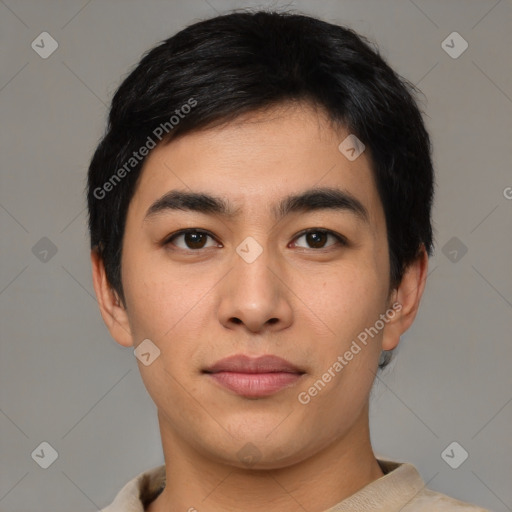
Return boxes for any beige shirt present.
[101,459,489,511]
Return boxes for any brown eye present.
[306,231,328,248]
[293,229,346,249]
[165,229,219,250]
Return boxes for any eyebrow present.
[144,186,369,224]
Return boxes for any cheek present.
[305,259,388,410]
[123,264,207,340]
[121,247,224,373]
[302,260,387,344]
[121,259,211,402]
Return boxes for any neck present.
[148,404,383,512]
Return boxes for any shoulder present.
[375,458,490,512]
[100,465,166,512]
[402,484,490,511]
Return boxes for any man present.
[88,10,488,512]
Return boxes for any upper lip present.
[204,354,304,374]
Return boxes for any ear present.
[381,245,429,351]
[90,249,133,347]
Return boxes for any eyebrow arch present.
[144,186,369,224]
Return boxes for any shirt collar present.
[102,459,425,512]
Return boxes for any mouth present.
[203,354,306,398]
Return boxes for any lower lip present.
[207,372,303,398]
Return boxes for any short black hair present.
[87,10,434,322]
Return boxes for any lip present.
[205,354,303,374]
[203,354,305,398]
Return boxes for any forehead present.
[128,103,384,231]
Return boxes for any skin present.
[91,102,428,512]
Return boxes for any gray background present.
[1,0,511,511]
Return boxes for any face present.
[110,103,403,468]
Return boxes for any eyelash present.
[162,228,348,251]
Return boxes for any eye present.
[164,229,220,250]
[163,228,347,251]
[292,229,347,250]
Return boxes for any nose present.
[217,241,293,334]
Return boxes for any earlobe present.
[382,246,429,351]
[90,249,133,347]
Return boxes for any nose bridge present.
[218,234,293,332]
[232,235,277,302]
